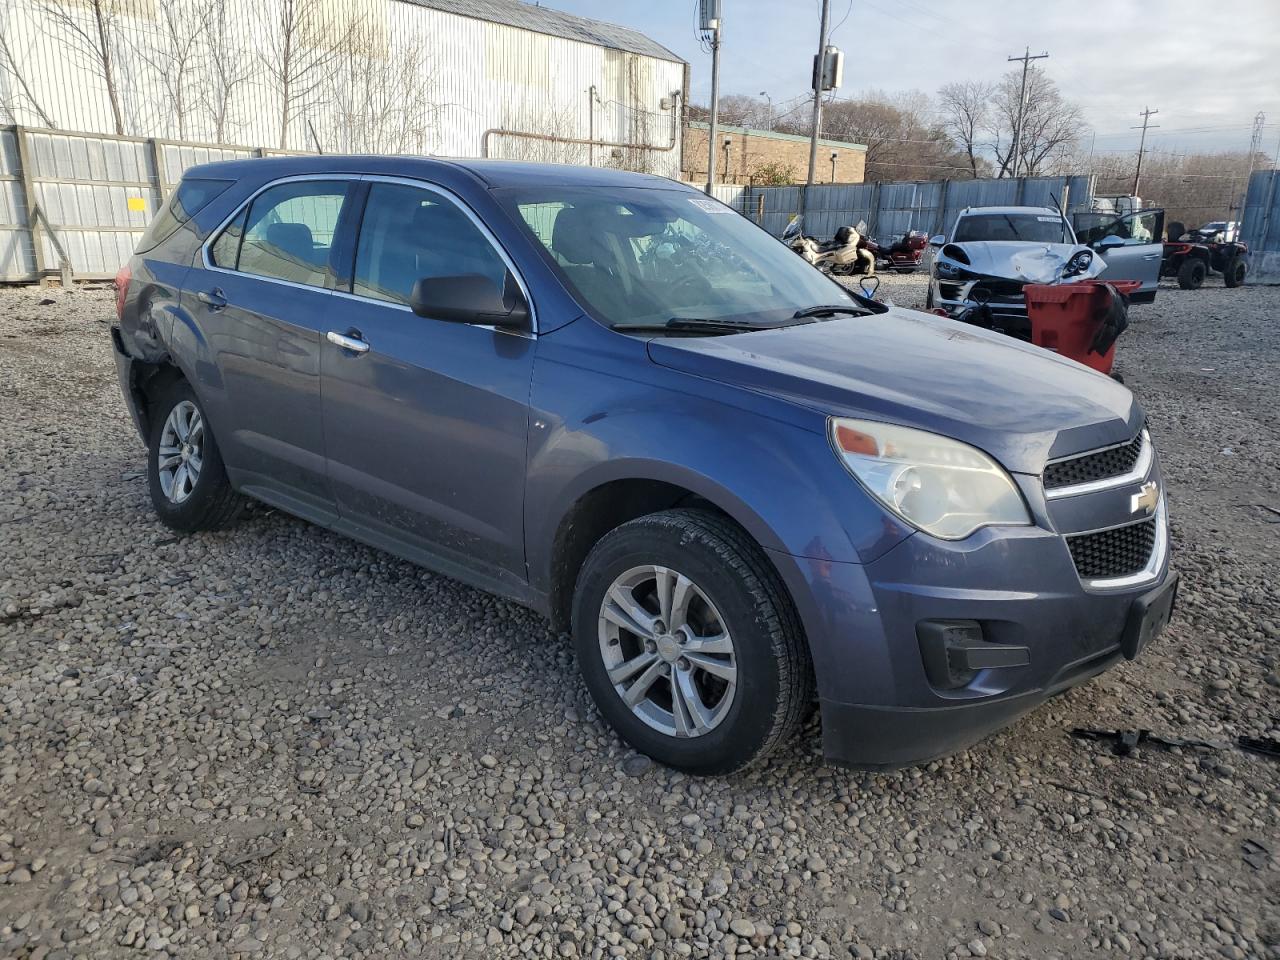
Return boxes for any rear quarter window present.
[136,178,234,253]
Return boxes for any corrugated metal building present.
[0,0,687,176]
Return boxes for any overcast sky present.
[543,0,1280,159]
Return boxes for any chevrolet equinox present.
[112,157,1177,773]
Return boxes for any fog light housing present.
[917,620,1030,690]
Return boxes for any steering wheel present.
[666,272,713,303]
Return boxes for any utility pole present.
[702,2,723,194]
[1007,46,1048,178]
[802,0,832,221]
[1131,106,1159,196]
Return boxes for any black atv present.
[1160,220,1248,289]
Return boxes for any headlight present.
[829,418,1031,540]
[935,260,960,278]
[1063,249,1093,277]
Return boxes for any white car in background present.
[927,205,1165,331]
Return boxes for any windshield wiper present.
[611,316,764,334]
[792,304,866,320]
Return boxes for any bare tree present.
[328,19,438,155]
[937,80,993,178]
[260,0,345,149]
[41,0,128,134]
[199,0,254,142]
[779,89,974,181]
[987,66,1083,177]
[0,28,57,126]
[131,0,203,140]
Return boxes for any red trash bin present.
[1022,280,1141,375]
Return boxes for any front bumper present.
[820,643,1124,769]
[931,277,1030,331]
[767,458,1174,769]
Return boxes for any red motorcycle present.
[878,230,928,274]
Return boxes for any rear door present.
[319,177,536,593]
[188,177,356,518]
[1073,209,1165,303]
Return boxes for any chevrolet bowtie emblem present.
[1130,480,1159,515]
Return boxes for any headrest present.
[552,206,597,265]
[263,222,313,260]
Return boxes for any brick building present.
[683,121,866,185]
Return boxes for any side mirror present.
[409,273,529,328]
[928,234,945,246]
[1094,236,1126,252]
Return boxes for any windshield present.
[497,186,858,329]
[953,213,1069,244]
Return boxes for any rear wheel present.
[1177,258,1206,290]
[147,380,244,532]
[571,509,812,775]
[1223,256,1246,288]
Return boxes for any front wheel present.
[147,379,244,532]
[1177,258,1206,290]
[571,510,813,775]
[1223,257,1246,288]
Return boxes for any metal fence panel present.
[1241,170,1280,284]
[874,181,943,238]
[22,129,162,280]
[0,128,34,281]
[156,142,256,197]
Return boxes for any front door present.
[189,178,355,517]
[320,179,535,591]
[1074,209,1165,303]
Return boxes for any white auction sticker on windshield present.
[1036,216,1061,222]
[688,197,732,213]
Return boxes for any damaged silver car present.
[926,205,1164,331]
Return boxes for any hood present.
[941,240,1097,283]
[647,307,1139,474]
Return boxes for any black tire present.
[925,286,935,311]
[147,379,244,532]
[1223,256,1246,288]
[571,509,813,775]
[895,267,914,274]
[1177,258,1206,290]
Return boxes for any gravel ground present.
[1,277,1277,960]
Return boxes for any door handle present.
[1142,253,1160,260]
[326,330,370,354]
[197,288,226,310]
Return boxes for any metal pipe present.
[480,127,678,159]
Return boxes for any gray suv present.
[112,156,1177,774]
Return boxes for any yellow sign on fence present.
[127,197,147,212]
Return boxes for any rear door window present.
[351,182,509,306]
[137,178,233,252]
[221,180,349,288]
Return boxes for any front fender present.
[524,319,914,597]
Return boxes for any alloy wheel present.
[597,564,737,738]
[156,400,204,504]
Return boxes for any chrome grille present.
[1066,517,1157,580]
[1045,433,1145,490]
